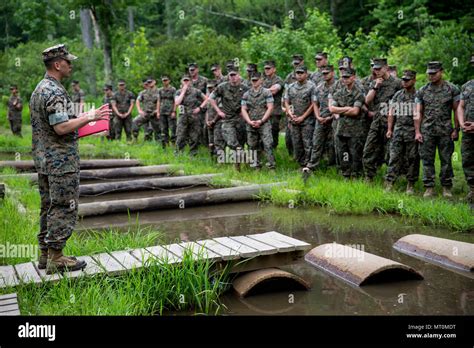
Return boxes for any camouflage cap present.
[146,76,155,83]
[321,65,334,73]
[228,66,240,74]
[292,54,304,65]
[210,63,220,71]
[161,74,170,80]
[188,62,198,69]
[207,79,217,88]
[118,79,126,85]
[338,56,352,69]
[246,63,258,72]
[388,65,397,71]
[426,61,443,73]
[341,67,356,77]
[295,65,308,73]
[263,60,276,68]
[42,44,77,62]
[250,71,262,80]
[401,70,417,80]
[182,74,191,81]
[372,58,388,69]
[103,84,113,90]
[9,84,18,89]
[315,52,328,59]
[225,60,235,68]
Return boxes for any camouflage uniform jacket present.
[314,80,336,118]
[329,84,365,137]
[415,80,461,136]
[158,86,176,114]
[460,80,474,123]
[263,74,284,115]
[112,90,135,114]
[389,88,417,140]
[175,86,205,115]
[192,75,208,94]
[368,75,402,122]
[209,81,249,119]
[241,87,274,121]
[7,95,23,120]
[30,73,79,175]
[283,80,316,124]
[71,89,85,104]
[138,87,159,114]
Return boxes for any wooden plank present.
[109,250,143,270]
[213,237,260,258]
[34,264,62,283]
[247,233,295,252]
[163,243,187,260]
[91,253,126,275]
[0,310,21,316]
[179,241,221,261]
[130,248,155,264]
[62,256,105,279]
[145,246,181,264]
[14,262,43,284]
[264,231,311,250]
[0,298,19,306]
[195,239,241,261]
[0,293,17,301]
[0,304,19,312]
[230,236,277,256]
[0,265,20,288]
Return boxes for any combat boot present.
[38,249,49,270]
[423,187,435,198]
[406,182,415,195]
[384,181,393,192]
[442,187,453,198]
[46,248,86,274]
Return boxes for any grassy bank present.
[1,123,473,232]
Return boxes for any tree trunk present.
[90,3,113,84]
[80,8,97,97]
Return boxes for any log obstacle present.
[0,293,20,316]
[0,165,176,182]
[79,173,222,196]
[232,267,310,297]
[393,234,474,273]
[304,243,423,286]
[78,183,282,217]
[0,159,141,171]
[0,231,311,288]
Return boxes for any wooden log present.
[0,159,142,171]
[0,164,176,182]
[393,234,474,273]
[305,243,423,287]
[79,173,221,196]
[78,183,281,217]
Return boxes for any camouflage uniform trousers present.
[132,113,161,142]
[271,114,282,149]
[385,131,420,183]
[285,120,293,156]
[221,117,242,150]
[419,134,454,188]
[9,117,22,137]
[332,119,341,169]
[246,121,276,168]
[306,121,335,170]
[198,112,207,146]
[461,132,474,188]
[338,135,365,178]
[107,115,116,140]
[176,113,200,155]
[207,119,225,156]
[363,118,390,178]
[237,117,247,148]
[113,115,132,141]
[291,119,314,167]
[159,113,176,147]
[37,173,79,251]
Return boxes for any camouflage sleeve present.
[451,83,461,102]
[389,89,401,107]
[17,97,23,110]
[353,94,364,108]
[110,93,117,105]
[329,92,337,106]
[209,84,222,100]
[79,90,85,101]
[241,91,249,106]
[283,86,289,101]
[129,91,136,102]
[137,91,144,102]
[175,89,181,98]
[460,82,472,100]
[414,88,424,105]
[264,89,274,104]
[45,91,70,126]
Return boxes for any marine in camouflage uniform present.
[305,65,336,171]
[241,72,276,169]
[157,75,177,146]
[111,80,135,141]
[205,80,225,157]
[363,58,403,180]
[29,44,110,273]
[133,77,161,142]
[189,63,208,146]
[263,60,284,149]
[284,65,316,167]
[209,67,249,151]
[103,84,115,140]
[415,61,460,197]
[211,63,226,86]
[384,70,419,193]
[71,80,85,115]
[328,68,366,179]
[458,56,474,203]
[7,85,23,137]
[175,75,207,155]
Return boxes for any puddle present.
[79,202,474,315]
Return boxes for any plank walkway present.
[0,293,20,315]
[0,231,311,288]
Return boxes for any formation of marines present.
[9,47,473,206]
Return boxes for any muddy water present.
[79,203,474,315]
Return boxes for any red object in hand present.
[78,116,110,138]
